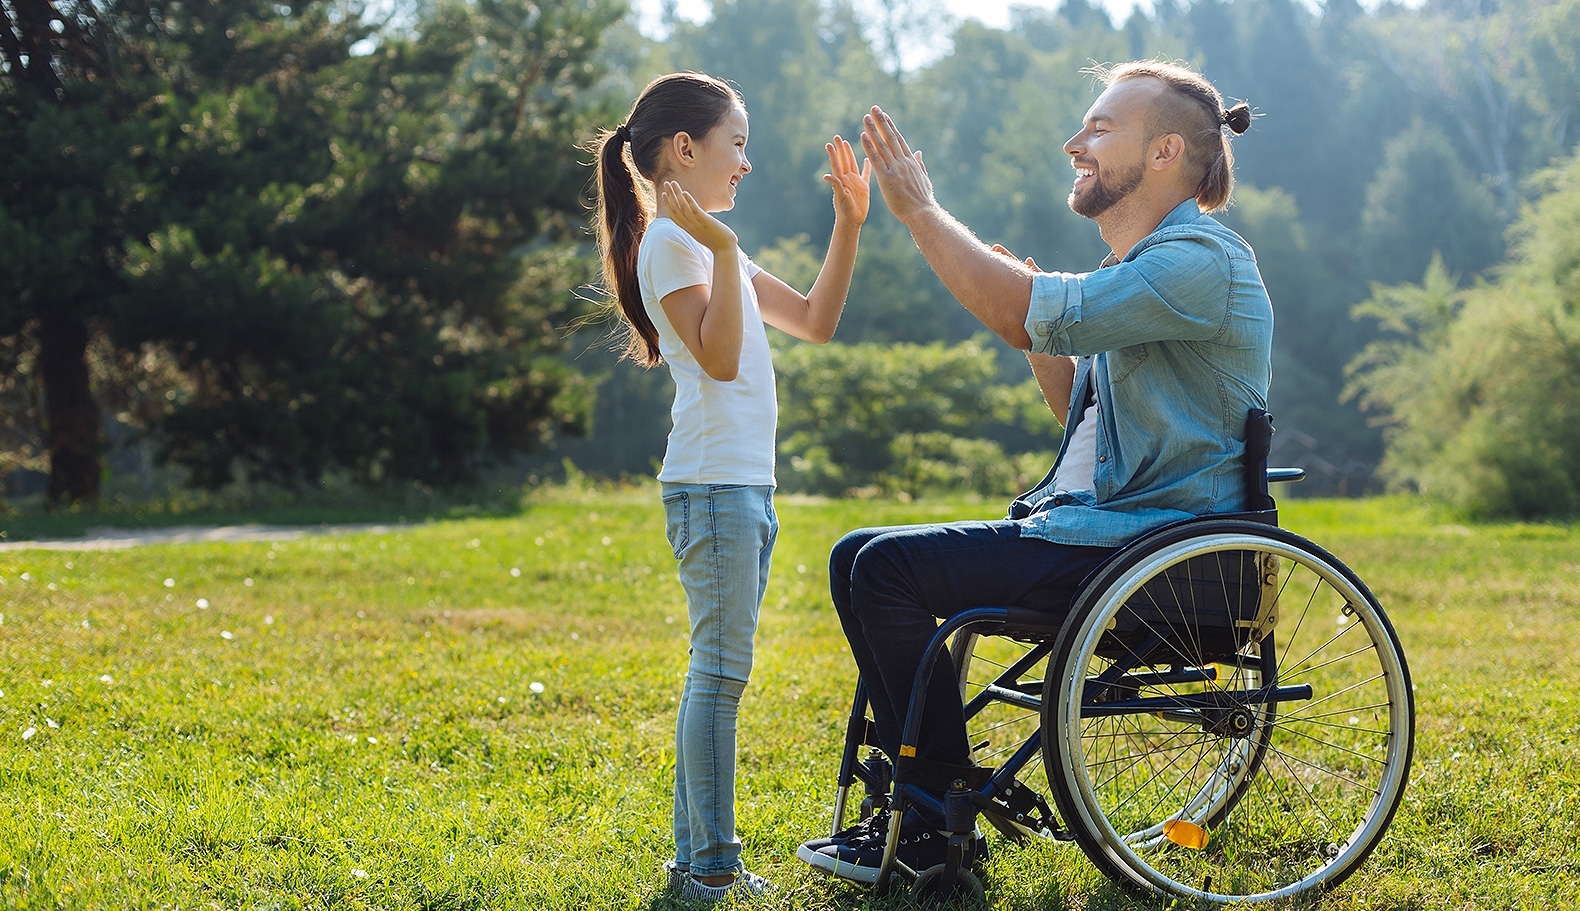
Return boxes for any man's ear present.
[1149,133,1186,172]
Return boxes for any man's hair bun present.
[1222,103,1252,135]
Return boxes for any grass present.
[1,489,1578,910]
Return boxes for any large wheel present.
[951,629,1064,841]
[953,631,1052,766]
[1043,519,1414,903]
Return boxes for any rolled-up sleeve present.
[1025,234,1231,356]
[1026,271,1083,355]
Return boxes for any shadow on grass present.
[1018,874,1353,911]
[636,871,1101,911]
[635,869,981,910]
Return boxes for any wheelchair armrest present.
[1267,467,1305,484]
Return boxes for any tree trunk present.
[40,312,101,506]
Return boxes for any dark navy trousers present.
[830,520,1115,791]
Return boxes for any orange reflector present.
[1163,819,1209,849]
[899,745,917,757]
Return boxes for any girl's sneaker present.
[663,860,688,893]
[675,869,773,904]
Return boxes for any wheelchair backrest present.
[1095,411,1286,663]
[1244,408,1276,513]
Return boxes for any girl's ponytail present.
[595,125,661,366]
[591,72,743,366]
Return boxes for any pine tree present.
[3,0,621,498]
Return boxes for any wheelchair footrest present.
[976,779,1063,840]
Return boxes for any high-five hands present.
[661,181,738,253]
[859,105,935,223]
[823,135,871,227]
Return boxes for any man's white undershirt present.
[1052,371,1098,496]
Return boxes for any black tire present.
[910,865,987,908]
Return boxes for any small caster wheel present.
[910,864,986,907]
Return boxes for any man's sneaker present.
[674,868,772,904]
[794,804,955,861]
[799,818,988,885]
[795,812,889,860]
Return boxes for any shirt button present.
[1098,456,1107,463]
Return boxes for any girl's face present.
[679,105,751,213]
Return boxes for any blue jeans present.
[662,483,778,878]
[831,521,1114,791]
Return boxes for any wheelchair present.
[824,411,1415,905]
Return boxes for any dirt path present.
[0,523,402,551]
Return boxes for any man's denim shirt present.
[1011,200,1273,548]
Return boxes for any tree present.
[1358,118,1506,285]
[1366,0,1580,216]
[0,325,45,496]
[861,0,949,86]
[1,0,124,504]
[1345,151,1580,519]
[1230,0,1338,222]
[2,0,619,498]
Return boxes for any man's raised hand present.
[859,105,935,223]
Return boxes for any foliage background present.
[6,0,1580,518]
[1346,152,1580,520]
[547,0,1580,513]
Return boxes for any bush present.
[774,336,1062,498]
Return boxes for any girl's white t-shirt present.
[638,218,777,486]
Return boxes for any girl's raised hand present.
[823,136,871,227]
[991,243,1040,272]
[660,181,738,253]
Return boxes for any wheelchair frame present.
[824,420,1415,905]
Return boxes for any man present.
[797,60,1272,883]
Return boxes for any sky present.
[627,0,1412,68]
[626,0,1159,69]
[631,0,1157,37]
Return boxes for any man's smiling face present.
[1064,78,1155,219]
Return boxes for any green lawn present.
[2,490,1577,909]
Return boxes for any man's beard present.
[1068,161,1144,218]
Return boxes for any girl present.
[593,72,869,902]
